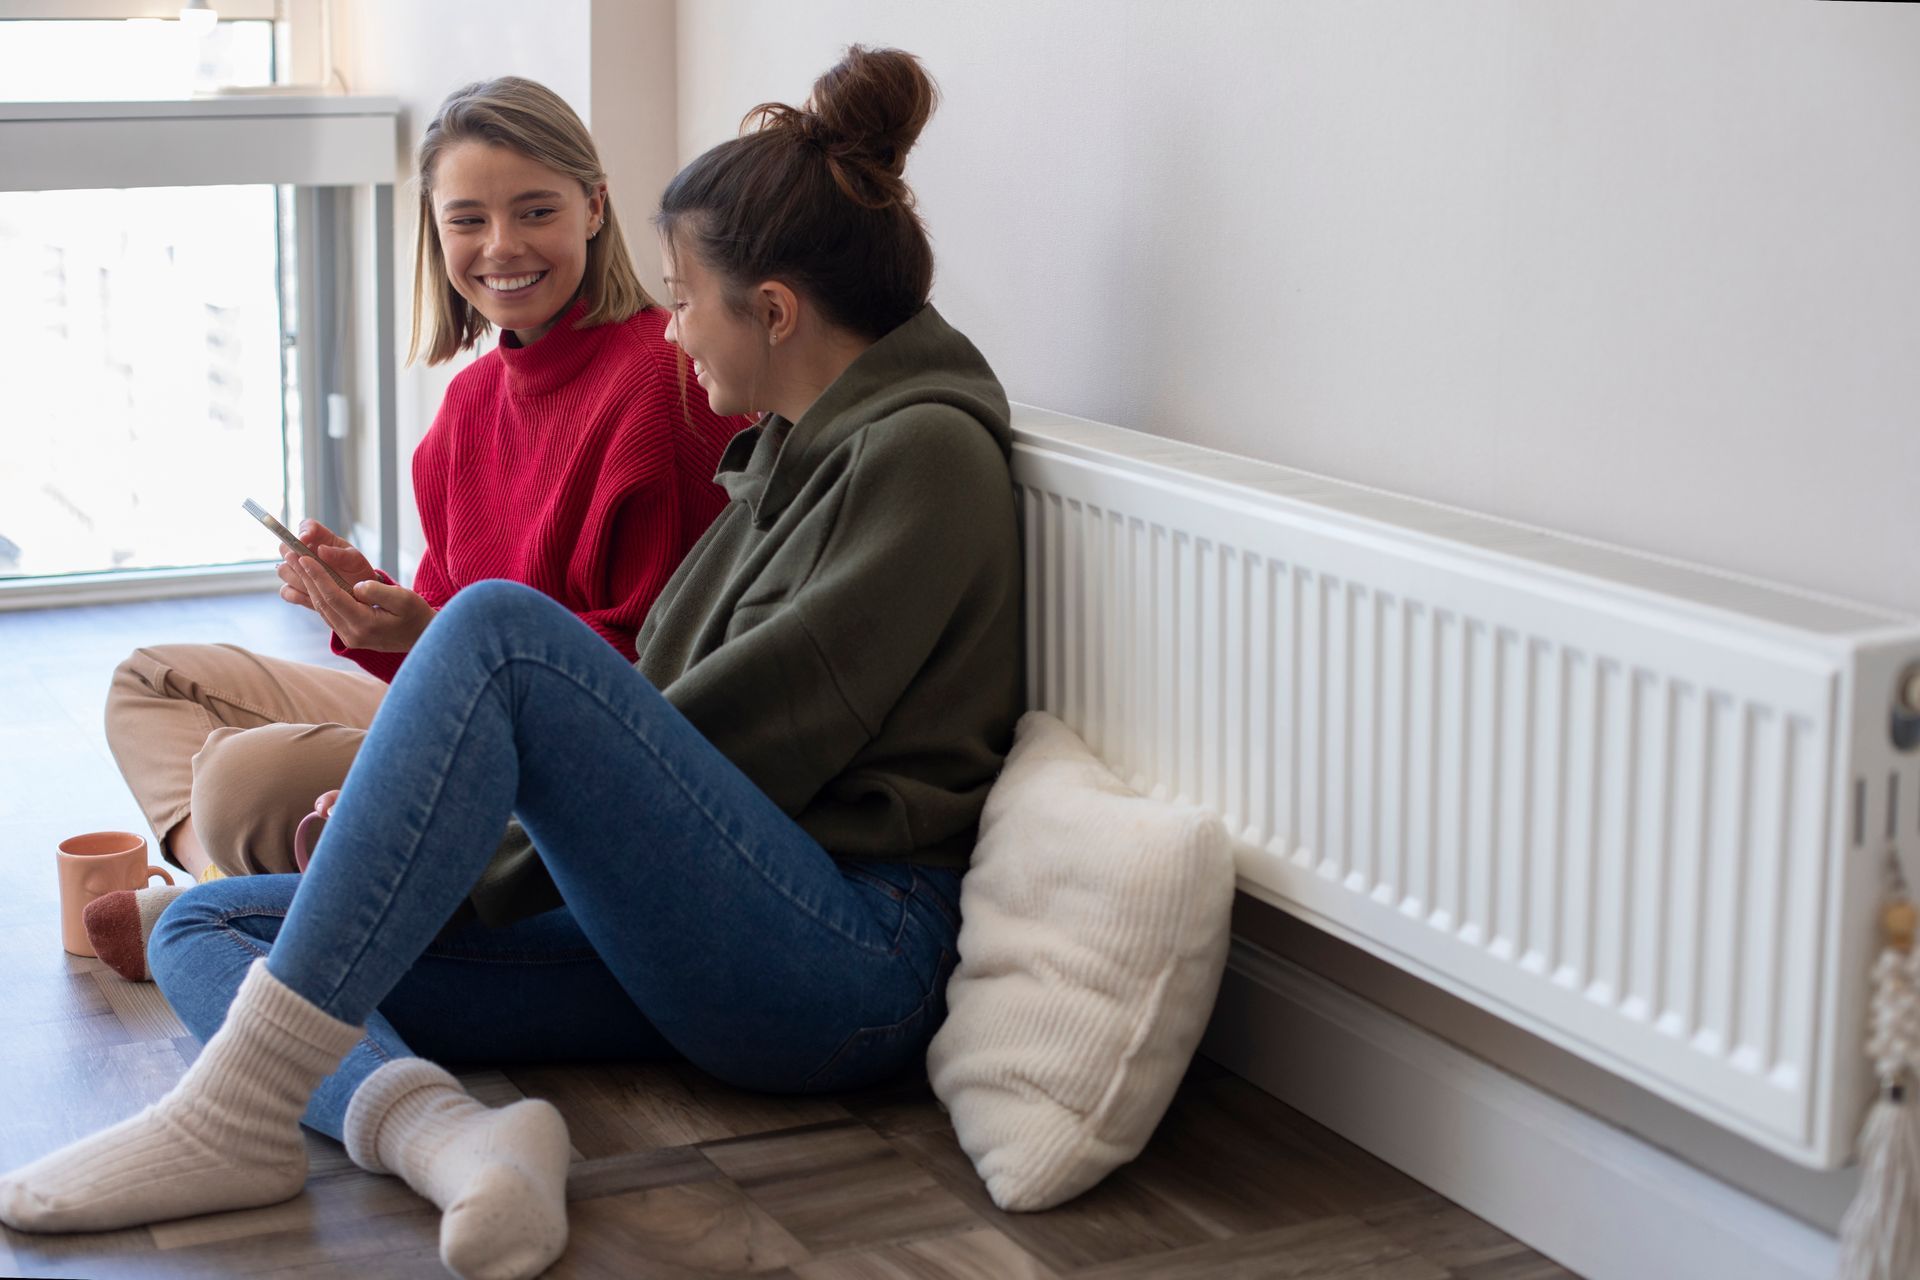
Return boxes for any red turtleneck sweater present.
[334,303,749,681]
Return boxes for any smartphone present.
[242,499,354,592]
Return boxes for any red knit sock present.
[83,884,189,982]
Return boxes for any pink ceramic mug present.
[57,831,174,956]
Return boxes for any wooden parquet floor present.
[0,591,1579,1278]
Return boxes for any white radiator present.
[1010,404,1920,1168]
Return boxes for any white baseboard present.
[1201,937,1839,1280]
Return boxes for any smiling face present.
[431,140,604,346]
[659,237,773,417]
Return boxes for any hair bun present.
[743,45,937,211]
[808,46,937,179]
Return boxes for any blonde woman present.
[95,78,749,922]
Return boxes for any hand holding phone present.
[243,499,354,592]
[251,506,437,653]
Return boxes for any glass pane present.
[0,185,288,580]
[0,19,273,100]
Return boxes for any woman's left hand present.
[292,553,438,652]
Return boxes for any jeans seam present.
[309,652,516,1011]
[205,904,599,969]
[799,946,952,1090]
[207,905,282,963]
[419,945,604,964]
[909,866,963,934]
[503,652,897,957]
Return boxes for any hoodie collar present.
[713,305,1010,528]
[715,416,788,509]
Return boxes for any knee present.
[439,579,553,632]
[106,642,218,704]
[104,642,234,747]
[191,726,331,875]
[108,646,155,698]
[148,884,220,964]
[147,884,237,994]
[147,881,277,1015]
[432,580,569,654]
[104,645,173,740]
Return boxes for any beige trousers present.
[105,643,387,875]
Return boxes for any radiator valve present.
[1896,664,1920,753]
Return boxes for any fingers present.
[310,536,376,584]
[351,579,409,611]
[276,553,316,610]
[297,518,344,549]
[351,580,436,650]
[295,554,360,636]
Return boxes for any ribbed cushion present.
[927,711,1235,1211]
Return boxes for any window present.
[0,181,290,578]
[0,3,396,600]
[0,16,274,100]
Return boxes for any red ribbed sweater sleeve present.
[334,304,748,681]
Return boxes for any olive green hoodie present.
[468,304,1023,925]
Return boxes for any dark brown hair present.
[410,76,655,366]
[656,46,938,340]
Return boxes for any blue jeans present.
[148,580,962,1140]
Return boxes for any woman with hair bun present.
[0,46,1021,1280]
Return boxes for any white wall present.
[592,0,677,306]
[676,0,1920,616]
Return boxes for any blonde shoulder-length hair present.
[409,76,655,366]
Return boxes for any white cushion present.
[927,710,1236,1211]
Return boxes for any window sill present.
[0,94,399,190]
[0,564,284,611]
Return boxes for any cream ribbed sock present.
[0,959,361,1232]
[344,1058,571,1280]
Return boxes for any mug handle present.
[293,810,327,873]
[146,864,176,887]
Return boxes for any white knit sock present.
[0,960,361,1232]
[344,1058,571,1280]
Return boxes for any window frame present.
[0,91,399,609]
[0,2,278,20]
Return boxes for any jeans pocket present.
[840,861,913,949]
[911,866,963,934]
[799,947,956,1094]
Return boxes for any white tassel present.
[1837,900,1920,1280]
[1839,1082,1920,1280]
